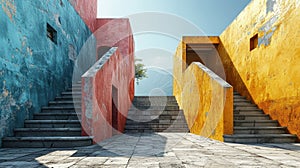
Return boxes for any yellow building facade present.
[174,0,300,140]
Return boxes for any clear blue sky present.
[97,0,251,94]
[97,0,251,68]
[98,0,251,35]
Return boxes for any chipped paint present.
[1,0,16,21]
[219,0,300,139]
[0,0,95,146]
[266,0,277,14]
[258,15,278,47]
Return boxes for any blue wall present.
[0,0,95,146]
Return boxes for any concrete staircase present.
[224,92,298,143]
[2,83,93,148]
[124,96,189,133]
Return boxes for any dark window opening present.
[185,44,218,69]
[47,23,57,44]
[250,34,258,51]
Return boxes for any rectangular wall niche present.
[250,34,258,51]
[47,23,57,44]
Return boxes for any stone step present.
[125,119,187,125]
[55,96,81,101]
[223,134,298,143]
[48,101,81,106]
[41,106,81,113]
[72,84,82,87]
[67,88,82,92]
[24,120,81,128]
[134,96,177,101]
[132,101,178,107]
[124,128,189,133]
[234,103,257,107]
[127,114,185,121]
[130,106,179,111]
[234,114,270,120]
[234,106,260,110]
[234,127,287,134]
[234,99,251,103]
[234,109,263,112]
[14,128,82,137]
[125,124,189,129]
[233,95,246,98]
[2,136,92,148]
[128,110,182,116]
[33,113,80,120]
[61,92,82,96]
[234,111,264,115]
[234,120,278,127]
[229,93,297,144]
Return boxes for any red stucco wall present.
[69,0,97,32]
[95,19,135,59]
[81,19,135,143]
[95,18,135,103]
[82,48,134,143]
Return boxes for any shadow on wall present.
[217,41,255,103]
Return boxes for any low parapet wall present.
[81,47,134,143]
[173,40,233,141]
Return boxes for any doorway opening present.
[112,85,119,135]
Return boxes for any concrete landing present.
[1,133,300,167]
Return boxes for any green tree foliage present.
[135,58,147,85]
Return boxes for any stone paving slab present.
[0,133,299,167]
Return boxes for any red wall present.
[95,19,135,59]
[94,18,135,102]
[69,0,97,32]
[82,48,134,143]
[81,19,135,143]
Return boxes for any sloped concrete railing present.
[81,47,134,143]
[173,40,233,141]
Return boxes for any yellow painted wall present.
[173,42,233,141]
[219,0,300,138]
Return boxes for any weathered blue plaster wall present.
[0,0,95,146]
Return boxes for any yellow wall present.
[173,41,233,141]
[219,0,300,138]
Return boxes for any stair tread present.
[15,128,81,131]
[56,96,81,98]
[134,96,176,98]
[234,127,286,130]
[129,109,183,112]
[3,136,92,141]
[234,120,277,122]
[35,113,79,115]
[234,114,268,116]
[224,134,297,138]
[25,120,79,123]
[43,106,80,108]
[49,101,81,103]
[42,106,81,109]
[229,94,296,143]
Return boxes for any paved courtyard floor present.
[0,133,300,168]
